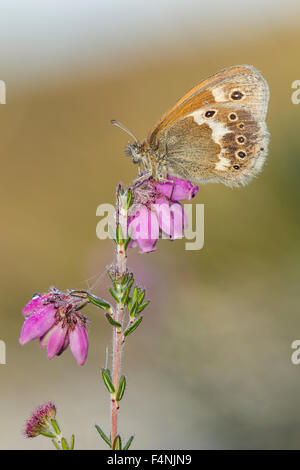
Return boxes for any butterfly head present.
[111,119,149,167]
[125,141,143,164]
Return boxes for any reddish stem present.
[111,203,127,445]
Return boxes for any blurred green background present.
[1,0,300,449]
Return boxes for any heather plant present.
[20,177,198,450]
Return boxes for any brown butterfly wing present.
[147,65,269,187]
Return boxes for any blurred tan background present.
[1,0,300,449]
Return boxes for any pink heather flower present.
[155,177,198,201]
[25,402,56,438]
[127,177,198,253]
[20,288,89,366]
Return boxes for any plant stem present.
[111,194,128,445]
[49,419,63,450]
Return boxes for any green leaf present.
[127,297,133,311]
[61,438,69,450]
[116,375,126,401]
[40,431,56,438]
[105,312,121,328]
[123,316,143,337]
[95,425,112,448]
[70,434,75,450]
[127,275,134,285]
[125,188,133,209]
[107,270,117,290]
[102,368,115,393]
[51,419,60,435]
[121,284,132,305]
[88,294,112,311]
[116,223,125,244]
[126,278,134,293]
[112,435,122,450]
[51,439,61,450]
[124,234,132,250]
[109,288,120,304]
[126,225,133,247]
[129,300,139,317]
[123,435,134,450]
[137,300,150,314]
[132,286,139,305]
[137,290,145,305]
[121,273,129,286]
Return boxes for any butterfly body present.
[122,65,269,187]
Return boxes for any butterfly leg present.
[133,171,153,186]
[137,162,144,175]
[169,180,175,203]
[132,154,154,186]
[155,161,176,203]
[156,161,168,181]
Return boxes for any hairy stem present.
[111,194,128,445]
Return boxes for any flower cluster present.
[25,402,56,438]
[127,177,198,253]
[20,288,89,365]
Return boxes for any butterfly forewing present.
[147,65,269,187]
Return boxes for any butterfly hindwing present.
[147,65,269,187]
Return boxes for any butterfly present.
[112,65,269,187]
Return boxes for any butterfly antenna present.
[110,119,139,143]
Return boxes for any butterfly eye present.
[229,113,237,121]
[237,136,246,144]
[231,90,244,100]
[236,151,246,158]
[233,165,240,170]
[205,110,216,118]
